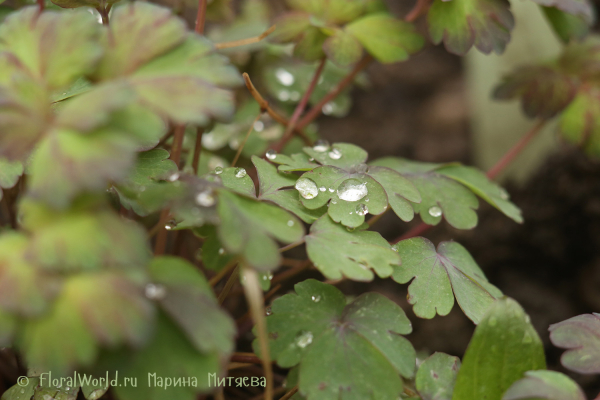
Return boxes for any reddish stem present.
[170,124,186,167]
[391,120,547,243]
[192,128,204,175]
[195,0,208,34]
[297,55,373,130]
[405,0,432,22]
[37,0,44,12]
[272,58,327,152]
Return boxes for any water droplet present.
[165,220,177,230]
[428,206,442,217]
[356,204,368,216]
[275,68,295,86]
[328,187,335,193]
[295,177,319,199]
[522,332,533,344]
[319,186,326,192]
[313,139,330,152]
[322,102,335,115]
[328,148,342,160]
[214,166,223,174]
[337,179,368,202]
[20,389,25,394]
[296,331,313,348]
[287,220,294,227]
[489,317,498,326]
[355,163,368,173]
[524,315,530,324]
[499,188,509,200]
[365,198,369,203]
[253,120,265,132]
[230,138,240,149]
[235,168,247,178]
[196,189,216,207]
[168,172,180,182]
[290,91,301,101]
[392,246,399,252]
[218,248,225,255]
[311,295,321,303]
[265,306,272,316]
[65,387,70,391]
[278,90,290,101]
[145,283,167,300]
[266,149,277,160]
[331,199,337,204]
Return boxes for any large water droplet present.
[145,283,167,300]
[235,168,247,178]
[295,177,319,199]
[356,203,368,216]
[214,166,223,175]
[296,331,313,348]
[266,149,277,160]
[253,120,264,132]
[428,206,442,217]
[337,179,368,202]
[275,68,295,86]
[328,148,342,160]
[313,139,330,152]
[196,189,216,207]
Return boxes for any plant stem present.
[279,386,299,400]
[232,113,263,167]
[405,0,431,22]
[242,267,274,400]
[195,0,208,34]
[486,119,546,179]
[37,0,44,12]
[367,209,388,227]
[97,5,111,25]
[278,239,305,253]
[390,119,547,243]
[215,26,276,49]
[242,73,313,145]
[273,58,327,153]
[170,124,186,167]
[209,259,239,286]
[217,265,239,305]
[192,128,204,175]
[230,353,263,364]
[297,55,373,130]
[271,260,311,285]
[153,210,171,255]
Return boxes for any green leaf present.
[20,271,154,374]
[269,152,319,172]
[293,26,328,61]
[33,385,79,400]
[452,298,546,400]
[367,166,421,222]
[427,0,514,55]
[148,256,235,355]
[51,0,120,9]
[1,377,39,400]
[0,157,23,201]
[531,0,593,23]
[306,215,400,281]
[559,91,600,156]
[51,77,92,103]
[436,165,523,223]
[0,232,59,316]
[21,203,150,272]
[218,167,256,198]
[122,149,178,188]
[549,313,600,374]
[542,7,591,43]
[28,129,138,208]
[253,156,326,223]
[493,66,577,119]
[111,313,220,400]
[217,190,304,270]
[199,228,235,271]
[303,142,368,169]
[392,238,502,324]
[270,13,312,43]
[81,382,109,400]
[346,13,424,63]
[323,29,363,67]
[502,370,586,400]
[416,352,461,400]
[258,279,415,400]
[0,309,16,346]
[0,7,102,89]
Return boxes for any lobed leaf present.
[549,313,600,374]
[392,238,502,324]
[502,370,586,400]
[542,7,591,43]
[452,298,546,400]
[323,29,364,67]
[306,215,400,281]
[257,279,416,400]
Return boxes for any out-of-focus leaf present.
[33,385,79,400]
[0,309,16,346]
[493,66,578,119]
[0,157,23,201]
[0,232,59,316]
[121,149,178,188]
[270,13,312,43]
[81,382,109,400]
[0,7,101,89]
[112,313,220,400]
[306,215,400,281]
[531,0,593,23]
[20,272,153,374]
[293,26,327,61]
[346,13,424,63]
[198,227,235,271]
[542,7,591,43]
[392,238,502,324]
[502,370,586,400]
[52,78,92,103]
[323,29,363,67]
[148,256,235,355]
[427,0,514,55]
[1,377,38,400]
[453,298,546,400]
[416,352,461,400]
[256,279,415,400]
[549,313,600,374]
[217,190,304,270]
[558,90,600,156]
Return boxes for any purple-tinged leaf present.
[549,313,600,374]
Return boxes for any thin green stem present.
[232,113,263,167]
[217,266,239,305]
[192,128,204,175]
